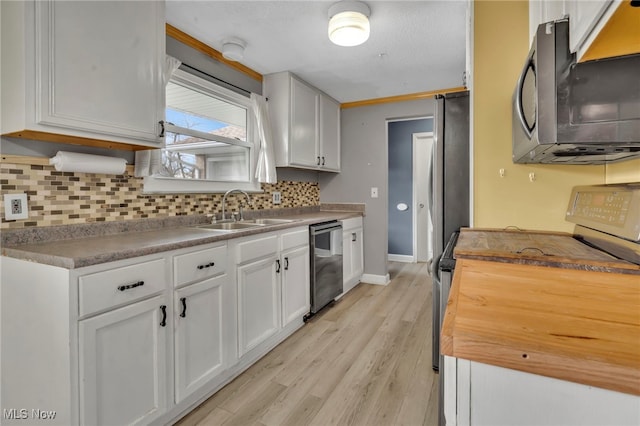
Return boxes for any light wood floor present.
[177,261,438,426]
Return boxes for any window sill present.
[142,176,262,194]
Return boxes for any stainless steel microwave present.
[512,19,640,165]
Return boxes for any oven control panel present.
[566,184,640,241]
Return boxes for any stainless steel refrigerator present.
[429,91,470,371]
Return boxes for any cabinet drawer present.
[341,217,363,231]
[237,235,278,264]
[79,258,166,316]
[281,228,309,250]
[174,245,227,287]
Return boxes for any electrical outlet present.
[4,193,29,220]
[371,187,379,198]
[272,191,282,205]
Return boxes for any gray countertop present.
[1,210,362,269]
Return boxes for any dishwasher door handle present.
[310,222,342,235]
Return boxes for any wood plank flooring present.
[176,261,438,426]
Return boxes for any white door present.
[174,275,227,403]
[281,245,310,326]
[79,296,168,425]
[413,132,434,262]
[237,256,280,356]
[290,78,319,167]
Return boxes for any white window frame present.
[143,69,261,194]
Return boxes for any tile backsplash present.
[0,162,319,230]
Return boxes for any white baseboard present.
[361,273,390,286]
[388,254,414,263]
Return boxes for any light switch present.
[371,187,378,198]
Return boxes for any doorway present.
[387,118,433,262]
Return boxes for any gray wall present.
[319,98,435,278]
[388,118,432,256]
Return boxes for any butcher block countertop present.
[441,258,640,396]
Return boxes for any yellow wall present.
[606,158,640,184]
[473,0,608,233]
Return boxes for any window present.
[142,69,260,193]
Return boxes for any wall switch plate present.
[272,191,281,205]
[4,193,29,220]
[371,187,379,198]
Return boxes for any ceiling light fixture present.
[221,37,246,61]
[328,1,371,47]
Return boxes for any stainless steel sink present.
[241,218,295,225]
[192,218,296,232]
[194,222,263,231]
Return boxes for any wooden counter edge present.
[440,258,640,396]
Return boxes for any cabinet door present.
[237,256,280,356]
[342,231,355,288]
[319,94,341,171]
[281,245,310,327]
[174,275,227,404]
[290,78,319,167]
[342,228,364,294]
[36,0,163,144]
[566,0,612,53]
[352,228,364,278]
[79,295,168,425]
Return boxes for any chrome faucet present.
[221,189,252,221]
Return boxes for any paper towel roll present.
[49,151,127,174]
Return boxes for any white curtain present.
[251,93,277,184]
[135,55,181,177]
[163,55,182,87]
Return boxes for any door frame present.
[413,132,434,263]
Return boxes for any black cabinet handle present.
[322,156,325,166]
[158,120,165,137]
[284,257,289,270]
[117,281,144,292]
[160,305,167,327]
[180,297,187,318]
[352,232,357,242]
[317,156,321,165]
[276,259,281,273]
[197,261,215,270]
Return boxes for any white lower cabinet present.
[281,244,310,327]
[234,227,310,357]
[237,253,280,356]
[174,275,228,404]
[79,295,169,426]
[445,357,640,426]
[1,227,311,425]
[341,217,364,294]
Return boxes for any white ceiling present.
[166,0,468,103]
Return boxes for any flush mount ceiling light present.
[221,37,246,61]
[328,0,371,47]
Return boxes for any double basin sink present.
[192,218,296,233]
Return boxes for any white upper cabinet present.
[264,71,341,172]
[319,94,341,171]
[0,0,165,147]
[529,0,624,61]
[565,0,614,56]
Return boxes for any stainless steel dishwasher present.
[306,221,343,321]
